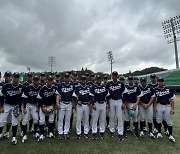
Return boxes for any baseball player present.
[148,74,159,134]
[106,71,126,140]
[133,76,139,87]
[21,76,41,143]
[123,76,141,139]
[39,72,46,86]
[22,72,34,133]
[103,76,110,129]
[154,78,176,142]
[37,76,59,141]
[54,73,61,84]
[0,72,24,145]
[0,72,12,139]
[90,75,108,140]
[119,76,125,84]
[139,77,156,139]
[73,75,91,139]
[57,73,75,140]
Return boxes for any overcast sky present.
[0,0,180,75]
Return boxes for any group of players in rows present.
[0,71,176,145]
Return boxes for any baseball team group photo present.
[1,0,180,153]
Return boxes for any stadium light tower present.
[48,56,56,72]
[162,15,180,69]
[107,51,115,77]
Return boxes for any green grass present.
[0,97,180,154]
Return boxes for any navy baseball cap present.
[80,75,86,80]
[64,73,70,78]
[40,72,45,76]
[112,71,118,76]
[150,74,156,78]
[96,75,102,80]
[134,77,139,80]
[50,72,55,76]
[140,77,147,82]
[85,73,89,77]
[47,76,53,81]
[55,73,60,77]
[33,76,39,81]
[158,77,164,82]
[4,71,11,77]
[119,75,125,80]
[73,72,78,76]
[103,76,108,79]
[27,72,33,77]
[13,72,20,78]
[91,73,95,77]
[128,76,134,80]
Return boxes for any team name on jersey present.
[61,85,74,93]
[141,88,151,96]
[7,88,23,96]
[156,89,170,96]
[127,87,137,94]
[43,89,56,97]
[109,84,121,91]
[79,89,90,95]
[29,91,39,97]
[94,87,106,94]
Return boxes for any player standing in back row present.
[106,71,126,140]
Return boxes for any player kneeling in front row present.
[139,77,155,139]
[21,76,41,143]
[0,72,24,145]
[123,76,141,139]
[90,75,108,140]
[37,76,59,141]
[154,78,176,142]
[57,73,75,140]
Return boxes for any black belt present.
[62,101,71,104]
[112,98,121,100]
[159,103,170,105]
[96,101,105,104]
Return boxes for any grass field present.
[0,97,180,154]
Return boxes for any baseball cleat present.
[119,135,124,141]
[135,132,140,140]
[127,126,131,131]
[143,127,148,132]
[84,134,89,139]
[58,134,63,140]
[140,131,144,138]
[76,134,81,140]
[100,133,105,140]
[153,128,158,134]
[124,133,128,138]
[11,137,17,145]
[29,128,34,133]
[168,135,175,143]
[3,132,10,139]
[110,132,114,138]
[38,135,45,142]
[165,130,169,136]
[48,132,54,138]
[33,133,40,139]
[149,132,156,139]
[157,133,163,139]
[0,133,3,139]
[22,135,27,143]
[92,133,97,140]
[20,131,24,137]
[64,134,69,139]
